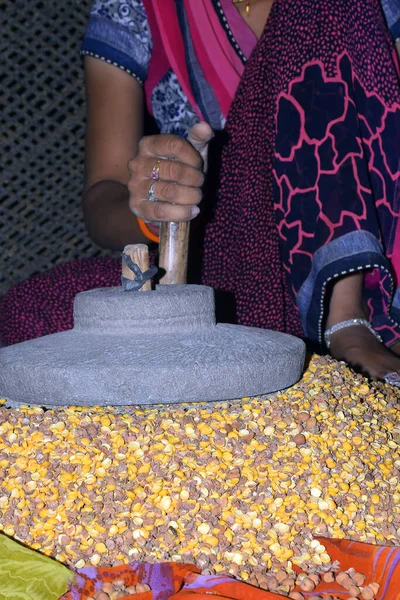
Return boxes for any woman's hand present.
[128,122,213,223]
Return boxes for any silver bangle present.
[324,318,383,349]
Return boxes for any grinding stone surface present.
[0,284,306,406]
[0,326,305,406]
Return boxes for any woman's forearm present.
[83,180,148,250]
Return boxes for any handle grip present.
[158,221,190,285]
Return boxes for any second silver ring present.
[147,181,158,202]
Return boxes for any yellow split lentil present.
[0,354,400,583]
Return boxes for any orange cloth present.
[61,538,400,599]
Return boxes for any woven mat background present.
[1,0,116,296]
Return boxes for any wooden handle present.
[122,244,152,291]
[158,222,190,284]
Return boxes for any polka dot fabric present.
[202,0,400,342]
[0,258,121,346]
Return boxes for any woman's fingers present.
[139,134,204,168]
[134,198,200,223]
[128,129,214,223]
[187,122,214,172]
[135,179,202,205]
[129,179,202,222]
[128,156,204,188]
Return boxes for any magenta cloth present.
[143,0,252,122]
[202,0,400,344]
[0,258,121,346]
[218,0,257,59]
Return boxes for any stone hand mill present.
[0,223,305,406]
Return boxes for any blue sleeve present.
[80,0,153,84]
[381,0,400,43]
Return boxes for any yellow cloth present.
[0,534,73,600]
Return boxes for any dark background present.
[0,0,158,296]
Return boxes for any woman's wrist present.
[83,179,149,249]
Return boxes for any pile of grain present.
[0,355,399,589]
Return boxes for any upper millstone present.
[73,284,216,334]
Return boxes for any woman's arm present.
[83,57,212,250]
[83,56,147,249]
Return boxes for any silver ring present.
[147,182,158,202]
